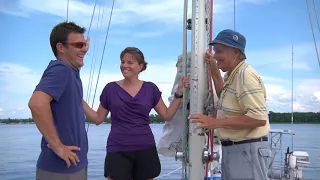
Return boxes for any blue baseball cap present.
[209,29,246,59]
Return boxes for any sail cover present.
[157,52,191,157]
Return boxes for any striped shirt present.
[216,61,270,141]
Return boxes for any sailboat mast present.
[189,0,207,179]
[67,0,70,21]
[291,46,294,151]
[182,0,189,178]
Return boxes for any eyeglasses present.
[63,42,87,49]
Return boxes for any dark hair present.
[50,21,86,57]
[120,47,147,72]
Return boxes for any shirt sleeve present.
[236,70,268,121]
[35,63,70,102]
[152,82,162,107]
[100,83,111,110]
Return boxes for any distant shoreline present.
[1,112,319,124]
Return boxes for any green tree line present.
[0,112,319,124]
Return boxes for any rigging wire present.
[87,0,107,105]
[155,167,182,179]
[233,0,235,30]
[312,0,320,33]
[87,0,99,38]
[305,0,320,68]
[65,0,100,132]
[86,0,104,103]
[204,0,215,178]
[85,0,99,103]
[182,0,189,178]
[87,0,116,132]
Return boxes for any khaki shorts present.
[36,166,87,180]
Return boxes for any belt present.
[221,136,268,146]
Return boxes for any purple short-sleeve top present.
[100,81,162,152]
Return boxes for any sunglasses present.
[63,42,87,49]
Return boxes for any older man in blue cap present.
[189,29,271,179]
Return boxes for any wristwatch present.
[174,91,183,99]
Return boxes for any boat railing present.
[268,129,295,178]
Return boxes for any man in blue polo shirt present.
[28,21,90,180]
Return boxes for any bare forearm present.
[210,64,223,97]
[30,104,62,149]
[163,98,182,121]
[213,78,223,97]
[218,115,266,130]
[82,100,104,125]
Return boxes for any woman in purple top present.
[83,47,189,180]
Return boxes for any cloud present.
[241,40,320,113]
[0,62,41,94]
[0,0,280,41]
[279,61,312,71]
[246,42,320,113]
[133,31,169,38]
[0,0,30,17]
[237,0,277,5]
[263,76,320,113]
[261,76,288,84]
[296,78,320,95]
[0,62,43,119]
[1,0,278,35]
[1,0,184,26]
[0,93,30,119]
[314,91,320,101]
[247,43,318,71]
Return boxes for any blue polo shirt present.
[34,60,88,173]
